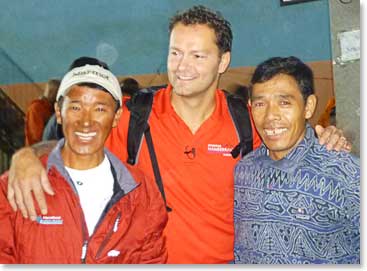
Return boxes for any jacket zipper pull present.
[81,240,88,263]
[113,212,121,232]
[95,212,122,260]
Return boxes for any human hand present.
[7,147,54,220]
[315,125,352,152]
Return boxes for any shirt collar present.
[47,139,138,195]
[162,84,225,119]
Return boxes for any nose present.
[79,109,92,127]
[265,102,281,121]
[177,55,191,72]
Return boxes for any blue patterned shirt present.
[234,124,360,264]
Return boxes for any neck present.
[171,88,216,134]
[61,149,105,170]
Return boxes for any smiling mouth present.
[264,128,287,136]
[75,131,97,141]
[177,75,196,81]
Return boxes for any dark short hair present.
[250,56,314,102]
[68,56,109,71]
[169,5,232,54]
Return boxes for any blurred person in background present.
[25,79,60,146]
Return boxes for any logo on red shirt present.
[207,143,234,157]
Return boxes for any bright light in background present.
[96,42,119,67]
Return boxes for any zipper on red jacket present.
[81,240,88,263]
[59,162,90,263]
[78,164,138,262]
[80,207,90,264]
[95,212,122,260]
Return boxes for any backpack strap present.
[144,125,172,212]
[126,90,171,212]
[223,91,253,158]
[126,91,154,165]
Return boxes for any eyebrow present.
[251,94,296,100]
[95,102,109,106]
[169,46,207,54]
[68,100,81,104]
[250,95,264,101]
[68,100,109,106]
[169,46,181,51]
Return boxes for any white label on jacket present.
[36,215,63,225]
[107,250,120,257]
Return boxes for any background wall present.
[0,0,331,84]
[0,0,335,121]
[2,0,360,173]
[329,0,360,156]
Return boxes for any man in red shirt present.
[7,5,350,264]
[105,6,262,263]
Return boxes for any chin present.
[73,148,95,156]
[72,144,103,155]
[172,89,192,97]
[264,142,289,152]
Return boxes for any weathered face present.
[55,85,121,168]
[251,74,316,160]
[167,23,230,98]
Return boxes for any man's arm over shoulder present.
[132,169,168,263]
[8,141,56,220]
[315,124,352,152]
[0,173,17,263]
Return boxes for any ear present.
[218,51,231,74]
[54,102,63,124]
[304,94,317,120]
[112,108,122,128]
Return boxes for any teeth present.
[178,75,194,80]
[264,128,287,136]
[75,132,96,137]
[75,131,96,140]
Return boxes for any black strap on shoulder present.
[224,91,253,158]
[126,90,171,212]
[144,126,172,212]
[126,91,154,165]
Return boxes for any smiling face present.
[55,85,121,169]
[251,74,316,161]
[167,23,230,99]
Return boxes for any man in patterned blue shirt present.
[234,56,360,264]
